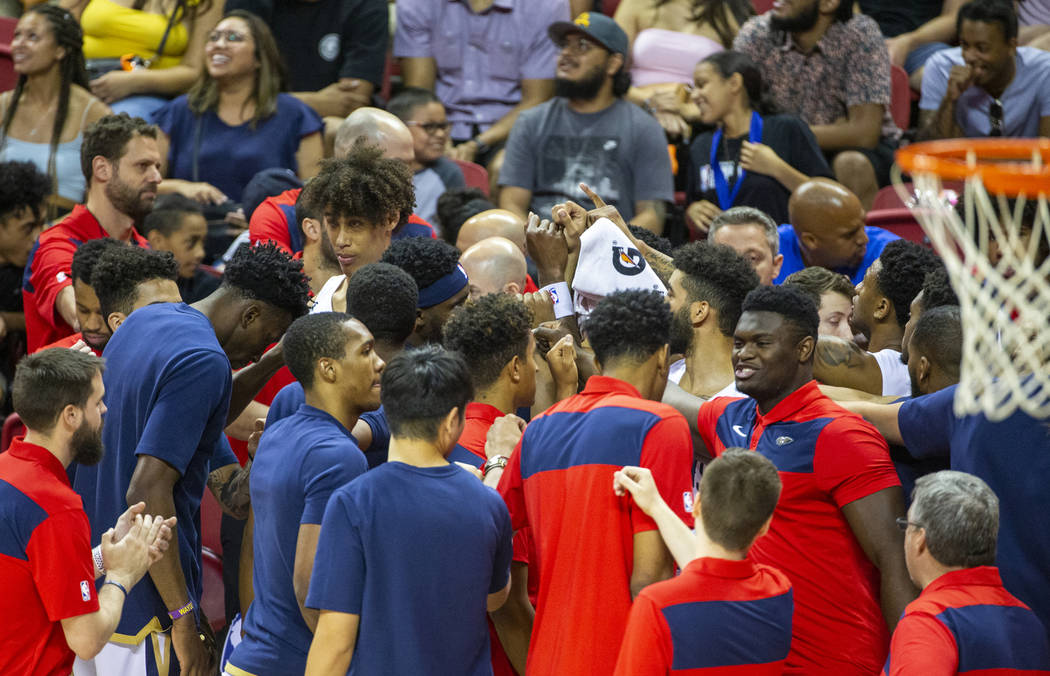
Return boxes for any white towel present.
[571,218,666,317]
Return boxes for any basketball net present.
[893,139,1050,422]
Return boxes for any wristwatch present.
[471,136,491,158]
[482,455,509,478]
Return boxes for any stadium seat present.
[453,159,491,196]
[890,65,911,130]
[200,547,226,633]
[751,0,776,13]
[602,0,622,16]
[865,207,930,246]
[0,17,16,94]
[1,412,24,452]
[871,181,965,211]
[200,486,224,556]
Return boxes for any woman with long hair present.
[153,10,323,211]
[0,5,110,211]
[615,0,753,136]
[685,50,833,232]
[60,0,223,120]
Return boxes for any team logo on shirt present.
[732,424,748,437]
[611,246,646,276]
[318,34,340,62]
[775,436,794,446]
[682,491,694,513]
[56,271,68,283]
[80,580,91,602]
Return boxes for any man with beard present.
[499,13,674,234]
[0,348,173,676]
[733,0,900,209]
[291,176,342,297]
[23,114,160,352]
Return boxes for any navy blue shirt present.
[774,224,900,285]
[73,303,231,639]
[268,381,390,468]
[229,404,367,674]
[899,384,1050,637]
[307,462,513,675]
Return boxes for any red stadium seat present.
[603,0,623,17]
[200,547,226,633]
[453,159,490,196]
[0,17,16,94]
[865,207,930,246]
[890,64,911,130]
[200,487,223,556]
[871,181,965,212]
[751,0,776,13]
[1,412,24,452]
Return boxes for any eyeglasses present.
[895,518,923,532]
[989,98,1003,137]
[207,30,248,44]
[556,36,601,56]
[405,120,451,135]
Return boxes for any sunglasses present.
[989,98,1003,137]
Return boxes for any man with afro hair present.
[494,289,692,676]
[814,240,943,397]
[693,285,915,675]
[381,235,468,345]
[0,161,49,348]
[72,242,309,675]
[89,246,181,335]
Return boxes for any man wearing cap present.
[499,13,674,235]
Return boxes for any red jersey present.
[615,556,794,676]
[697,381,901,675]
[498,376,693,676]
[0,439,99,676]
[36,332,102,356]
[884,566,1050,675]
[22,205,148,353]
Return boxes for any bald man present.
[773,179,899,285]
[455,209,527,253]
[251,108,435,255]
[460,237,528,299]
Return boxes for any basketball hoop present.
[892,139,1050,422]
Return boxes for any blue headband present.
[417,264,469,309]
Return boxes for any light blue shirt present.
[920,46,1050,137]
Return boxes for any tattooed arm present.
[208,461,252,520]
[813,336,884,395]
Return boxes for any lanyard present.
[710,111,763,210]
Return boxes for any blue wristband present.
[102,580,128,597]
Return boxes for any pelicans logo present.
[612,246,646,276]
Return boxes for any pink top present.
[630,28,724,87]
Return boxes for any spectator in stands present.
[90,245,182,334]
[900,266,958,367]
[813,241,942,397]
[708,206,783,286]
[500,13,674,234]
[225,0,387,119]
[614,0,753,136]
[23,113,156,353]
[63,0,222,120]
[436,188,497,247]
[309,144,417,313]
[612,450,793,676]
[394,0,567,172]
[381,236,468,346]
[734,0,901,209]
[304,346,513,675]
[692,285,915,674]
[918,0,1050,140]
[495,289,693,675]
[153,11,324,206]
[226,313,382,676]
[71,243,309,675]
[887,471,1050,672]
[141,194,221,303]
[388,88,466,225]
[460,238,529,299]
[865,0,961,90]
[0,160,49,388]
[686,51,833,231]
[37,237,120,355]
[0,6,109,210]
[783,266,857,341]
[0,348,171,676]
[667,241,759,399]
[776,178,900,285]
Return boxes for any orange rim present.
[895,138,1050,196]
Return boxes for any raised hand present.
[485,414,526,459]
[525,212,569,284]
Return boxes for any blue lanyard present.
[710,111,763,210]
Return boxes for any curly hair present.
[381,236,461,290]
[442,294,532,390]
[783,266,856,307]
[283,312,354,390]
[222,241,310,318]
[346,262,419,345]
[875,240,943,328]
[436,188,495,246]
[741,285,819,340]
[91,246,178,319]
[71,237,123,284]
[0,160,52,221]
[629,225,673,256]
[310,142,415,231]
[919,266,958,311]
[673,242,760,337]
[80,114,158,186]
[584,289,671,366]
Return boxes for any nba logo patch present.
[80,580,91,602]
[682,491,694,513]
[548,287,560,304]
